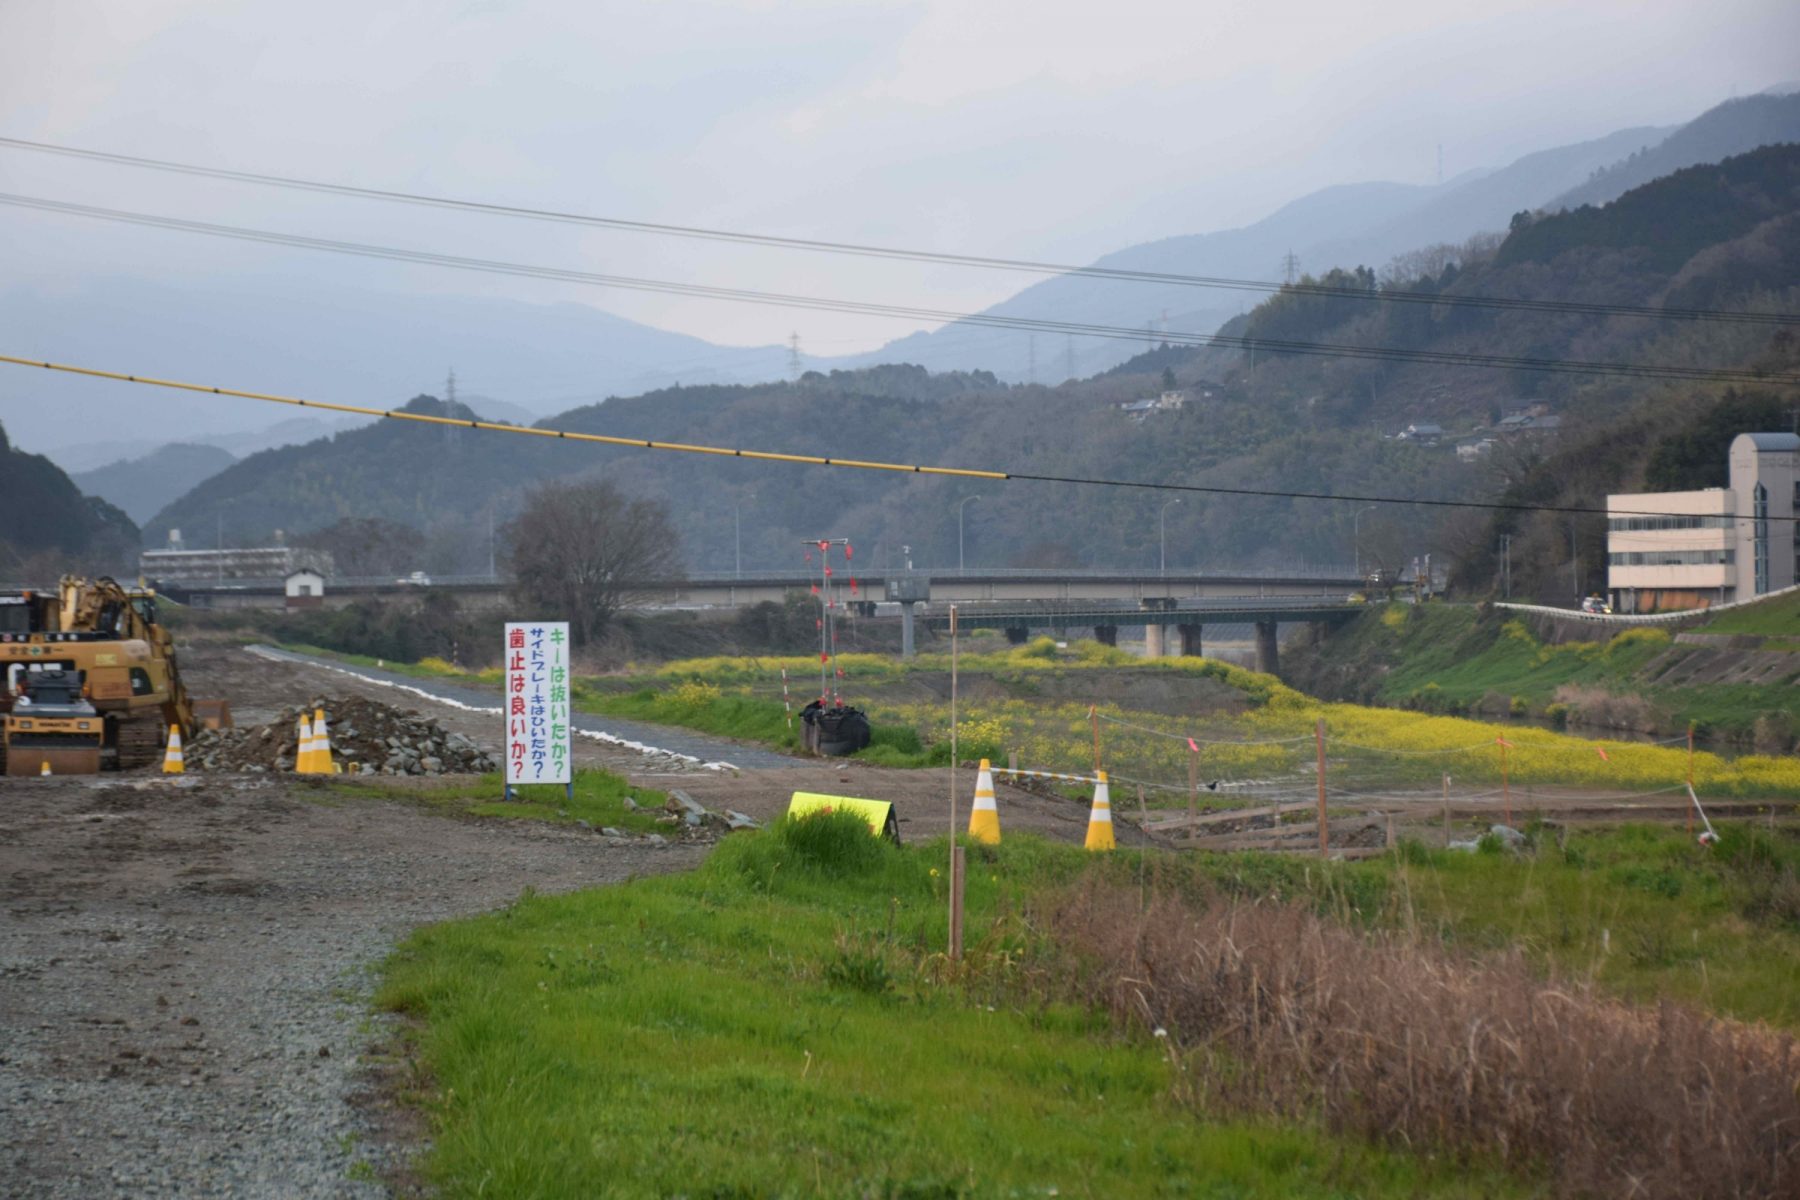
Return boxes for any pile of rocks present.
[188,696,498,776]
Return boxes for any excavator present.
[1,576,230,775]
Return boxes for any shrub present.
[1045,881,1800,1200]
[772,810,892,877]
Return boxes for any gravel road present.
[0,643,715,1199]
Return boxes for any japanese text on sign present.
[504,621,571,785]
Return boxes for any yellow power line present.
[0,353,1006,482]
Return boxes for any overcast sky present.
[3,0,1798,360]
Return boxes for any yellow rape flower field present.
[647,645,1800,804]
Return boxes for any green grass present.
[335,768,669,833]
[1694,587,1800,636]
[1310,604,1798,738]
[1379,822,1800,1027]
[378,816,1520,1199]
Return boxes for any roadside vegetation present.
[377,809,1800,1197]
[334,768,667,834]
[1283,600,1800,746]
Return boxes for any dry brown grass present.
[1043,881,1800,1199]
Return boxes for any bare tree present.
[503,479,681,644]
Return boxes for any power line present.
[1,135,1793,328]
[6,191,1796,388]
[5,352,1796,523]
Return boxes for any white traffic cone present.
[968,758,1001,844]
[1084,770,1115,852]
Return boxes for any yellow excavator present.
[1,576,230,775]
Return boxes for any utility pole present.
[1353,505,1377,576]
[1569,520,1579,598]
[957,496,982,572]
[1499,533,1512,598]
[1159,498,1181,577]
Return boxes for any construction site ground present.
[0,642,1136,1199]
[4,642,1778,1198]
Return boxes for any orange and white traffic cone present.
[968,757,1001,844]
[312,707,338,774]
[162,726,185,774]
[39,760,51,777]
[1084,770,1115,851]
[295,714,315,774]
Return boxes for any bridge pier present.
[1093,624,1118,647]
[1177,623,1203,657]
[1143,623,1164,657]
[1004,626,1029,645]
[1254,620,1279,675]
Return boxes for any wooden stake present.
[949,845,966,961]
[1316,718,1328,858]
[1686,722,1695,836]
[1499,738,1512,827]
[1442,772,1451,847]
[948,605,959,954]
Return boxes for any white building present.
[1607,432,1800,612]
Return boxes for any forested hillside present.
[0,421,139,577]
[144,145,1800,585]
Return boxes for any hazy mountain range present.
[11,88,1799,482]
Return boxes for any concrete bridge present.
[150,565,1362,614]
[921,596,1368,673]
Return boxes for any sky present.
[2,0,1797,366]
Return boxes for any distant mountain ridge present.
[73,442,238,525]
[830,92,1800,382]
[138,148,1800,588]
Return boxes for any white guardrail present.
[1494,580,1800,625]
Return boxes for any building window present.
[1753,482,1770,595]
[1607,549,1735,566]
[1606,514,1731,532]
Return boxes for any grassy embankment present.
[1287,600,1800,740]
[376,810,1800,1197]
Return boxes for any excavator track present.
[114,714,166,770]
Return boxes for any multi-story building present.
[1606,432,1800,612]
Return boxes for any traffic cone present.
[1084,770,1115,852]
[313,707,338,774]
[968,758,1001,844]
[295,714,315,774]
[40,760,51,777]
[162,726,185,774]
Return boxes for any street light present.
[1159,498,1181,577]
[1352,505,1377,576]
[957,496,982,572]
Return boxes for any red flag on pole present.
[844,543,854,559]
[1188,737,1199,753]
[1594,745,1610,761]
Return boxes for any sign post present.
[503,621,573,803]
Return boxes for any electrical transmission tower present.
[1281,251,1301,285]
[787,333,802,381]
[445,367,457,406]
